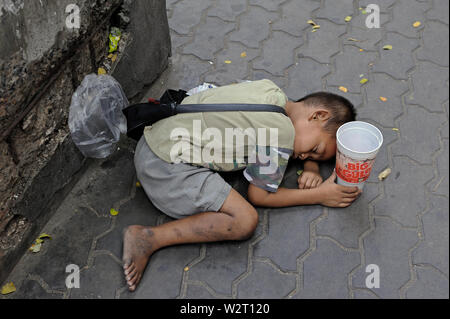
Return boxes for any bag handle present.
[175,103,287,115]
[123,101,288,141]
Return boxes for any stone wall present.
[0,0,171,284]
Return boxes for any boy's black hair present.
[296,92,357,134]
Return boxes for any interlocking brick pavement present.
[1,0,448,299]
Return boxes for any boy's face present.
[292,115,337,161]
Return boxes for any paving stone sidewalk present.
[1,0,448,299]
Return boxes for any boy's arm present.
[248,183,321,207]
[248,171,362,208]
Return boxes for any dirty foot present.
[122,225,157,292]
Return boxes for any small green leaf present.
[297,170,304,176]
[110,208,119,216]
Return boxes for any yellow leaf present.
[240,52,247,58]
[413,21,421,28]
[347,38,359,42]
[383,45,393,50]
[360,48,364,52]
[1,282,16,295]
[111,54,118,62]
[107,54,114,59]
[362,9,367,14]
[224,60,232,64]
[184,267,190,272]
[339,86,348,93]
[39,233,52,240]
[380,97,388,102]
[312,25,321,29]
[307,19,317,26]
[311,29,317,33]
[360,78,368,84]
[136,182,142,188]
[35,238,44,244]
[98,68,107,75]
[392,128,399,131]
[110,208,119,216]
[345,16,352,22]
[378,168,392,181]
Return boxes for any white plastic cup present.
[335,121,383,190]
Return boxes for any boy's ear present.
[308,109,331,122]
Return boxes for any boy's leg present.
[122,188,258,292]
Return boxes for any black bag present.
[122,89,288,141]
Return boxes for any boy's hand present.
[298,171,323,189]
[316,171,362,208]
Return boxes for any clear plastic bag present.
[68,74,128,159]
[186,83,218,96]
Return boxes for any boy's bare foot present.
[122,225,157,292]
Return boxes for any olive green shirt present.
[144,79,295,192]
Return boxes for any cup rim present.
[337,121,384,155]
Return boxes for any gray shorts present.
[134,137,232,220]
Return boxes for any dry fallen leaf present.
[240,52,247,58]
[312,25,321,30]
[378,168,392,181]
[1,282,16,295]
[347,38,360,42]
[184,267,190,272]
[136,182,142,188]
[383,45,393,50]
[413,21,421,28]
[29,233,51,253]
[110,208,119,216]
[360,48,364,52]
[111,54,118,62]
[29,243,42,253]
[307,19,317,26]
[339,86,348,93]
[380,97,388,102]
[98,67,107,75]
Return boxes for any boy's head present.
[287,92,357,161]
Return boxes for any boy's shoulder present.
[182,79,288,108]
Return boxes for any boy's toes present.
[128,274,142,291]
[123,262,135,276]
[126,268,138,282]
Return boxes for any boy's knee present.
[233,208,259,241]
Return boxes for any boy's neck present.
[285,100,303,119]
